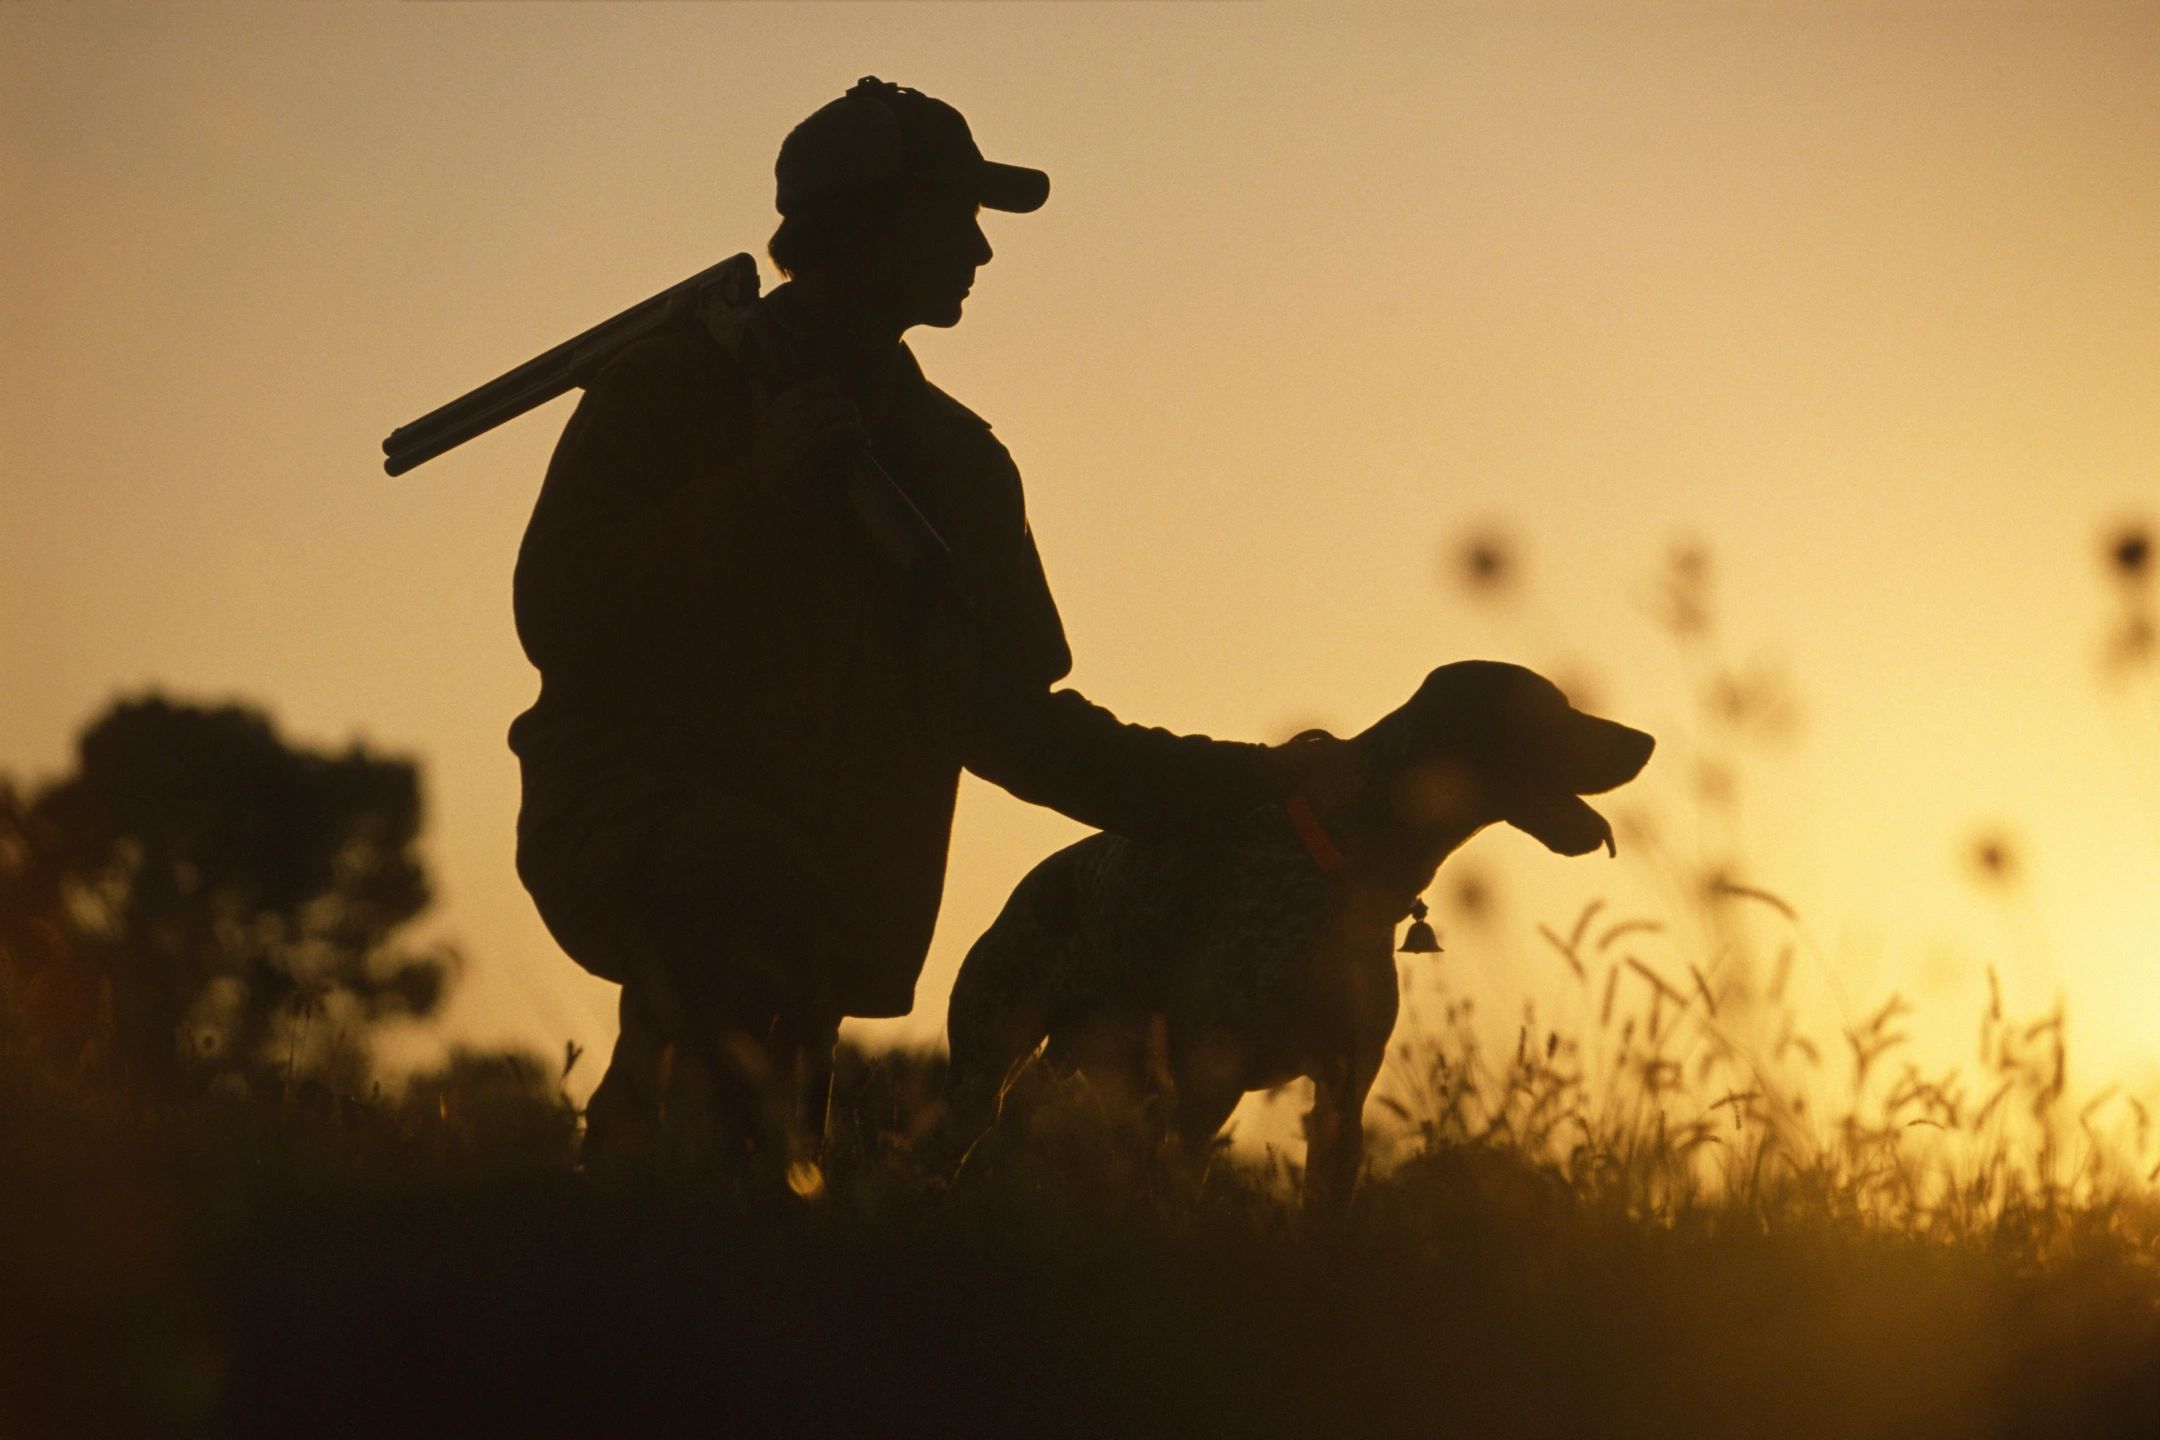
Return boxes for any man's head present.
[770,78,1048,332]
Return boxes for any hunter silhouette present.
[509,78,1335,1175]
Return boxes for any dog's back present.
[943,809,1354,1153]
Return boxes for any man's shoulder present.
[917,378,996,435]
[895,344,998,438]
[906,371,1019,496]
[595,326,748,411]
[913,382,1023,521]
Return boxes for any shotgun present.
[379,252,956,587]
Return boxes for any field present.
[9,536,2159,1439]
[9,939,2160,1440]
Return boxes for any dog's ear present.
[1506,790,1619,858]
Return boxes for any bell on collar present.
[1399,898,1442,954]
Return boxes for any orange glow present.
[5,4,2156,1121]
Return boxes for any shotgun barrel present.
[379,250,957,592]
[379,253,760,477]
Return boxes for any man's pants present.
[514,768,842,1177]
[582,971,839,1176]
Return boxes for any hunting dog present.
[941,661,1654,1209]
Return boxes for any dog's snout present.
[1570,718,1654,795]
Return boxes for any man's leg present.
[773,1009,842,1186]
[693,994,840,1184]
[581,964,769,1171]
[580,983,671,1170]
[534,772,845,1176]
[584,968,841,1180]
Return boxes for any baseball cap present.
[775,77,1050,217]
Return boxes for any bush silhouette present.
[0,694,454,1097]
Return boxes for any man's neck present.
[772,275,908,358]
[765,278,914,427]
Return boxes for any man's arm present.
[952,444,1319,840]
[967,684,1302,841]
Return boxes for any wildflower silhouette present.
[2102,519,2154,677]
[1967,829,2022,893]
[2110,523,2151,585]
[1454,528,1519,598]
[1446,867,1496,928]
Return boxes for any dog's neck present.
[1292,729,1494,914]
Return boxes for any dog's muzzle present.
[1508,718,1654,858]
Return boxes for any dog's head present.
[1373,661,1654,858]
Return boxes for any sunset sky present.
[5,3,2156,1117]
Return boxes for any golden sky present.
[4,2,2156,1109]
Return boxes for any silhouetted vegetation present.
[7,997,2157,1438]
[6,536,2158,1438]
[0,695,461,1100]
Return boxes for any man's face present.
[874,184,994,331]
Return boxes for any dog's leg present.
[1168,1075,1243,1164]
[1161,1023,1247,1152]
[945,966,1052,1131]
[937,912,1073,1177]
[1302,1063,1371,1216]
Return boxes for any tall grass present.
[5,530,2157,1437]
[10,998,2156,1439]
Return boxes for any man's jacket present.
[508,283,1281,1017]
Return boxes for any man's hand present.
[751,377,868,492]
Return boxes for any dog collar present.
[1286,791,1345,874]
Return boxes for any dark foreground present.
[7,1047,2160,1440]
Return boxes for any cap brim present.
[979,160,1049,213]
